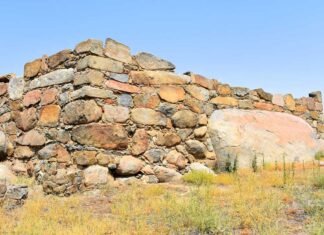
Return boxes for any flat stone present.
[38,105,61,127]
[74,70,105,86]
[106,80,140,93]
[253,102,274,111]
[189,73,215,89]
[185,140,207,159]
[63,100,102,125]
[210,97,238,106]
[188,163,214,174]
[8,76,25,100]
[84,165,109,187]
[40,88,58,105]
[6,185,28,200]
[75,39,103,56]
[14,146,34,159]
[185,85,209,101]
[70,86,115,100]
[158,86,185,103]
[134,93,160,109]
[29,69,74,89]
[77,55,123,73]
[73,151,97,166]
[23,90,41,107]
[216,84,232,96]
[131,108,167,126]
[16,130,46,146]
[71,124,128,150]
[284,94,296,111]
[116,155,144,176]
[0,83,8,96]
[131,129,149,155]
[117,94,133,107]
[104,38,133,64]
[272,94,285,107]
[48,49,73,68]
[255,88,273,101]
[153,166,182,183]
[134,52,175,71]
[130,71,190,85]
[103,105,129,123]
[171,110,198,128]
[165,150,188,170]
[110,73,129,83]
[208,109,320,170]
[13,108,38,131]
[24,59,42,78]
[144,149,165,163]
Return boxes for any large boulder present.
[208,109,320,170]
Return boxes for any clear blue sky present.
[0,0,323,98]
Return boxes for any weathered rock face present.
[71,124,128,150]
[208,109,320,169]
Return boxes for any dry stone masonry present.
[0,37,323,196]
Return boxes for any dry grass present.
[0,166,323,235]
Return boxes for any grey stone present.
[117,94,133,107]
[144,149,166,163]
[232,87,249,97]
[77,55,124,73]
[185,140,207,159]
[153,166,182,183]
[38,144,57,160]
[110,73,129,83]
[29,69,74,90]
[8,76,25,100]
[134,52,175,71]
[172,110,198,128]
[70,86,115,100]
[6,185,28,200]
[75,39,103,56]
[158,103,177,117]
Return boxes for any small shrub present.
[313,174,324,189]
[252,154,258,172]
[314,151,324,160]
[183,170,215,186]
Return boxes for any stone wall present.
[0,38,323,195]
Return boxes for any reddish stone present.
[16,130,46,146]
[104,98,117,105]
[253,102,274,111]
[0,113,11,123]
[23,90,42,107]
[158,86,185,103]
[41,88,58,105]
[131,129,149,155]
[106,80,141,93]
[133,93,160,109]
[13,108,38,131]
[315,102,323,112]
[38,105,61,127]
[191,73,215,90]
[56,145,71,163]
[71,124,128,150]
[0,83,8,96]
